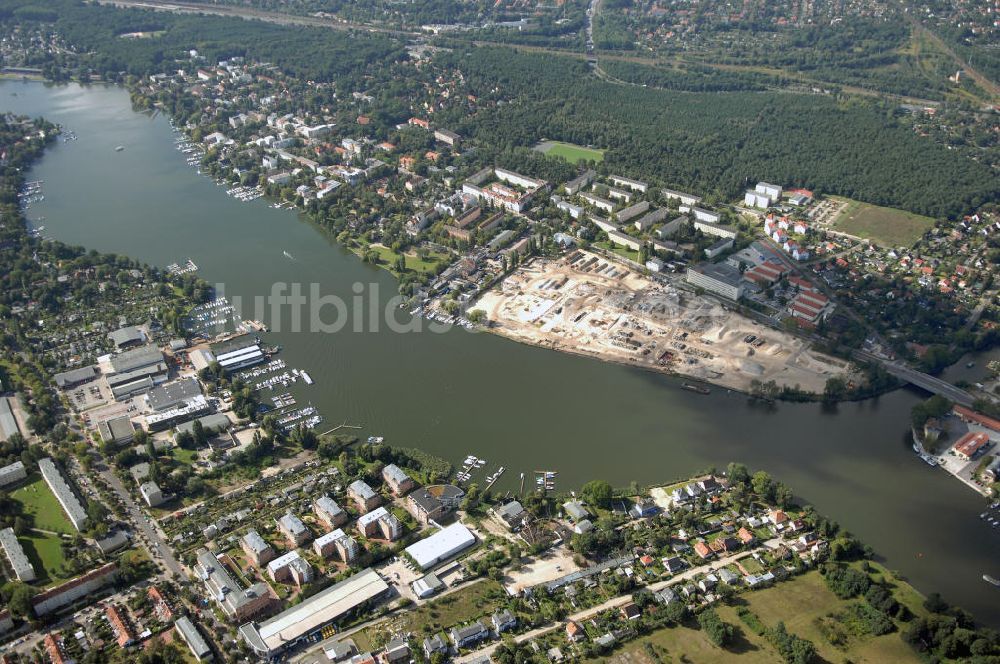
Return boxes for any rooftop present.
[240,568,389,656]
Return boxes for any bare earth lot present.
[476,252,852,394]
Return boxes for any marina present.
[166,258,198,275]
[6,80,998,628]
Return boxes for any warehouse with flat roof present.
[239,568,389,659]
[405,522,476,570]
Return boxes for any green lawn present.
[534,140,605,164]
[19,530,70,584]
[362,243,447,276]
[599,571,922,664]
[831,198,934,248]
[594,240,640,263]
[11,475,76,534]
[171,446,198,465]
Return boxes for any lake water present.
[3,80,998,625]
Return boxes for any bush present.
[698,608,736,647]
[822,564,871,598]
[736,606,766,636]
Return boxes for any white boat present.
[301,371,314,385]
[367,436,384,444]
[283,250,294,259]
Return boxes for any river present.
[3,80,998,625]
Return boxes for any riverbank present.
[5,79,1000,629]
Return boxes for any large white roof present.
[405,522,476,570]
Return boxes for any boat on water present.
[967,362,976,369]
[301,371,314,385]
[984,574,1000,587]
[283,250,294,259]
[681,382,710,395]
[367,436,384,444]
[114,145,125,152]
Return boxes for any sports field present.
[831,198,934,248]
[11,475,76,534]
[534,140,605,164]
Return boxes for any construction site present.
[475,250,853,394]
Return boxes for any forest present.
[438,48,999,219]
[0,0,405,83]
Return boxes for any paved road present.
[854,350,975,406]
[99,467,186,579]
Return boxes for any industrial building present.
[239,568,389,659]
[209,335,267,372]
[145,395,211,432]
[147,378,202,412]
[53,365,98,389]
[686,263,745,301]
[38,458,88,531]
[404,522,476,570]
[98,415,136,446]
[0,527,35,582]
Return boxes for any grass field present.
[831,198,934,248]
[11,475,76,534]
[171,446,198,465]
[354,580,504,651]
[598,571,922,664]
[361,243,447,276]
[19,530,69,584]
[534,140,605,164]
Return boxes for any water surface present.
[4,80,998,625]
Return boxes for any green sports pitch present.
[534,141,605,164]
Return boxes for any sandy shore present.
[475,251,854,394]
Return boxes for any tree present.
[581,479,613,508]
[698,608,736,647]
[3,582,36,620]
[751,470,774,500]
